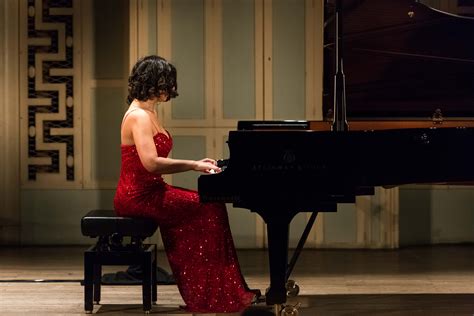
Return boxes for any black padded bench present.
[81,210,159,314]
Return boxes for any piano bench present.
[81,210,159,314]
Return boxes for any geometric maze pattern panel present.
[25,0,78,184]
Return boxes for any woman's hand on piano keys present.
[193,158,222,174]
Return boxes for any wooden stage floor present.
[0,245,473,315]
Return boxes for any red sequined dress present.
[113,131,254,312]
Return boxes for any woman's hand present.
[193,158,222,174]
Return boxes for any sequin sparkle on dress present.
[113,131,254,312]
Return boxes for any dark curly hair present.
[127,55,178,104]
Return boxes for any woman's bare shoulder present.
[125,108,150,119]
[123,108,152,127]
[121,109,154,145]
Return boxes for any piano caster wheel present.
[85,310,92,314]
[144,310,151,314]
[286,279,300,297]
[281,303,301,316]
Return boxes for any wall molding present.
[0,0,20,245]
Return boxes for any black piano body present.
[199,125,474,304]
[202,127,474,207]
[198,0,474,307]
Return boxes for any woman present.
[114,55,256,312]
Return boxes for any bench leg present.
[93,264,102,304]
[84,252,94,313]
[152,250,157,303]
[142,251,152,313]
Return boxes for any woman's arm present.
[151,157,219,174]
[129,112,220,174]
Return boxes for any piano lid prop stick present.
[332,0,349,132]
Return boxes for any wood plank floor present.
[0,245,473,315]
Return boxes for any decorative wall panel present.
[21,0,81,188]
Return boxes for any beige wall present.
[1,0,473,247]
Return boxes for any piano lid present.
[323,0,474,119]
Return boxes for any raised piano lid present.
[323,0,474,119]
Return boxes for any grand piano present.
[198,0,474,311]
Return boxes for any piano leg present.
[264,213,292,306]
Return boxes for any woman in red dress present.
[113,55,255,312]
